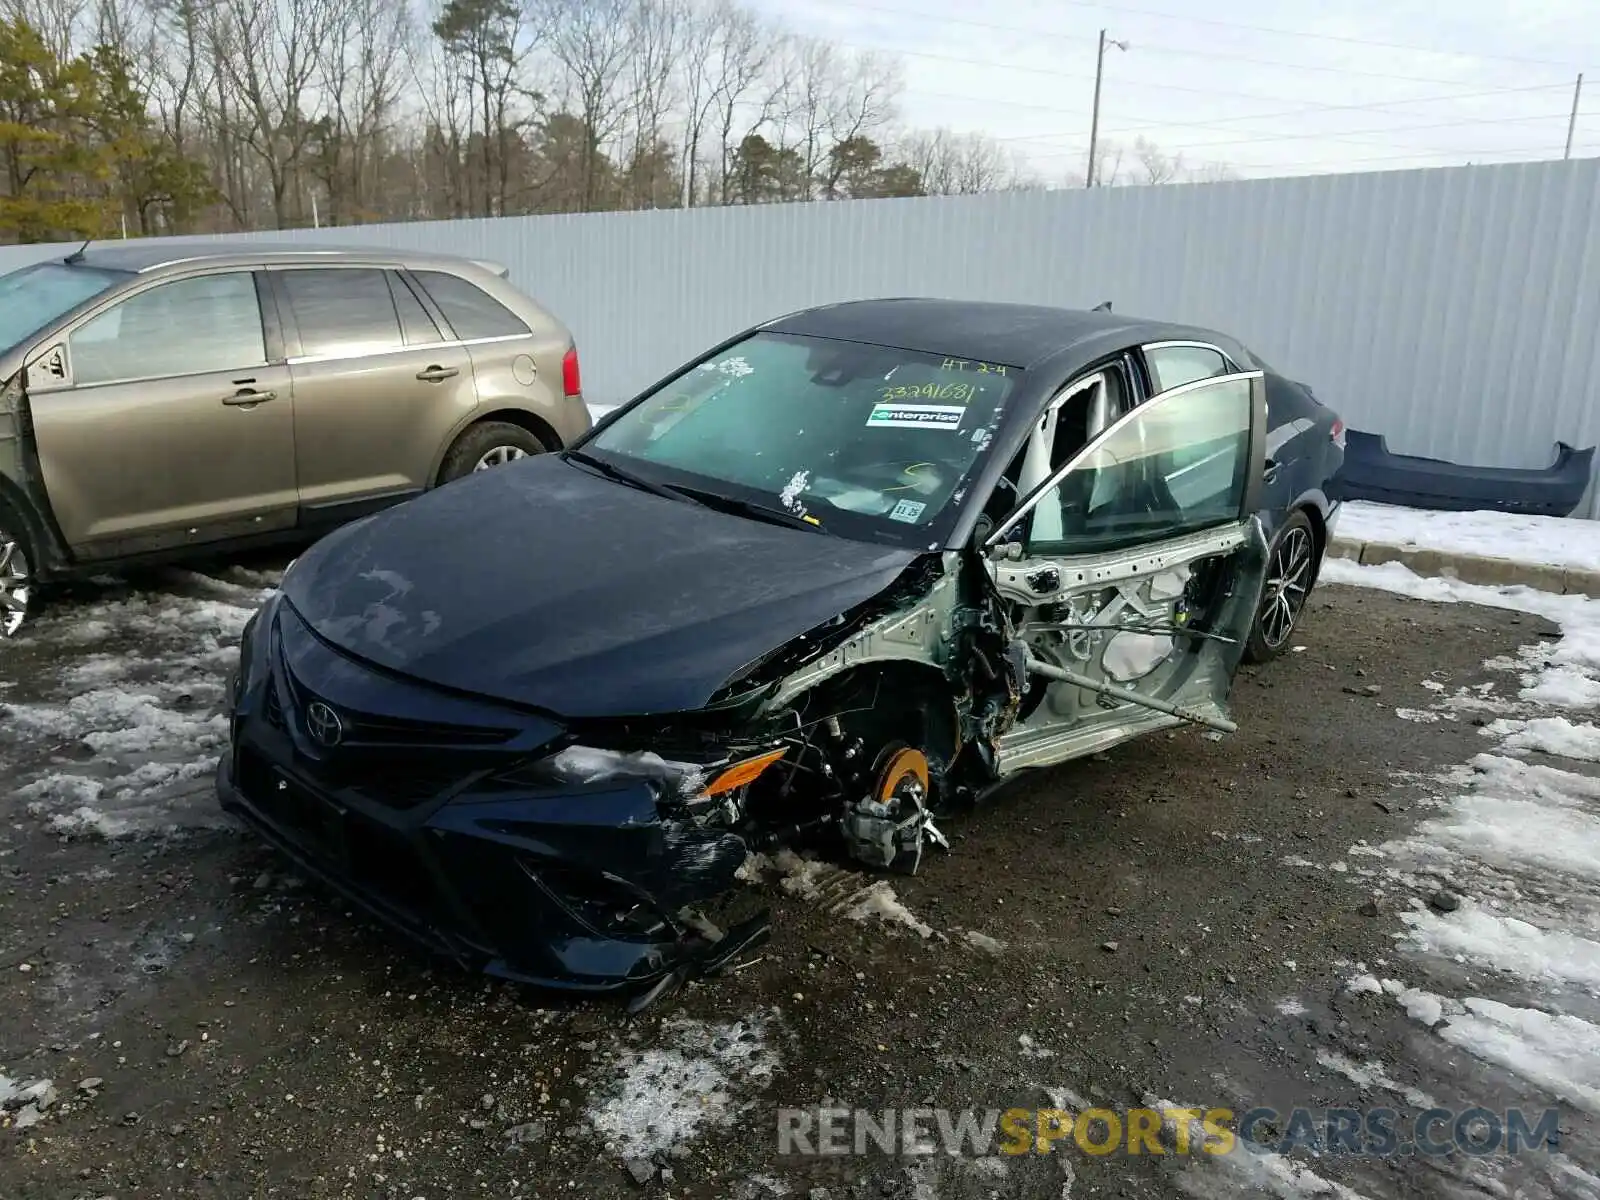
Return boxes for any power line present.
[853,38,1546,109]
[973,104,1580,153]
[836,0,1580,90]
[1030,140,1582,169]
[1001,0,1589,70]
[908,89,1582,160]
[1109,84,1581,139]
[1104,38,1562,90]
[982,81,1577,144]
[1236,146,1596,174]
[1107,109,1579,155]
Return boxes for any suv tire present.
[438,421,550,484]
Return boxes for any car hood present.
[281,454,921,718]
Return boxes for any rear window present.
[412,270,529,340]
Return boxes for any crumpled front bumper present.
[218,592,764,996]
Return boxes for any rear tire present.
[437,421,550,484]
[0,500,37,639]
[1242,509,1317,664]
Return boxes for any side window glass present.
[388,272,443,346]
[70,272,265,386]
[1024,375,1254,556]
[413,270,530,340]
[1013,369,1125,542]
[279,268,403,358]
[1145,345,1229,394]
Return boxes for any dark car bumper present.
[219,592,765,997]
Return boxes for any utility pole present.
[1085,29,1129,188]
[1566,73,1584,159]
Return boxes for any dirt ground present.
[0,576,1592,1199]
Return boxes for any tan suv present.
[0,241,590,635]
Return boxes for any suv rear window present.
[413,270,529,340]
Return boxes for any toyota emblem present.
[304,700,344,748]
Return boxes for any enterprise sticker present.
[866,403,966,431]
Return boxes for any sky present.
[751,0,1597,183]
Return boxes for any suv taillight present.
[1330,418,1346,450]
[562,346,581,398]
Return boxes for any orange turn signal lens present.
[702,748,788,797]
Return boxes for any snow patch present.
[845,880,934,939]
[1154,1095,1374,1199]
[1400,903,1600,992]
[1337,501,1600,574]
[587,1012,779,1159]
[1492,715,1600,761]
[1,577,270,840]
[964,929,1007,953]
[1386,987,1600,1115]
[1314,1050,1438,1109]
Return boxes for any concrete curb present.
[1327,536,1600,598]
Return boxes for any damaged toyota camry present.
[219,299,1320,1009]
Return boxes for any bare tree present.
[1084,138,1125,188]
[1187,160,1240,183]
[617,0,682,208]
[544,0,636,211]
[897,126,1030,195]
[1132,135,1183,185]
[206,0,338,226]
[312,0,413,222]
[431,0,535,217]
[0,0,1055,235]
[3,0,85,59]
[672,0,775,206]
[145,0,207,162]
[781,38,899,200]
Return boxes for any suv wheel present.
[0,509,35,639]
[439,421,550,484]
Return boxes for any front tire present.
[437,421,550,484]
[0,503,37,639]
[1243,509,1317,664]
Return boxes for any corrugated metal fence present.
[6,156,1600,510]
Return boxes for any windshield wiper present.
[663,484,830,534]
[562,448,686,503]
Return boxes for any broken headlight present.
[497,744,788,814]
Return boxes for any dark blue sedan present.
[218,299,1343,1007]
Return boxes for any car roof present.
[58,240,509,278]
[762,297,1223,370]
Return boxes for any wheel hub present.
[1261,525,1312,649]
[0,533,32,638]
[841,745,949,874]
[474,445,529,471]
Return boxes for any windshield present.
[0,262,128,355]
[587,331,1020,546]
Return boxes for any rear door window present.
[278,268,404,358]
[412,270,530,340]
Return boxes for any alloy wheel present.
[473,445,529,471]
[0,530,32,638]
[1259,524,1313,650]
